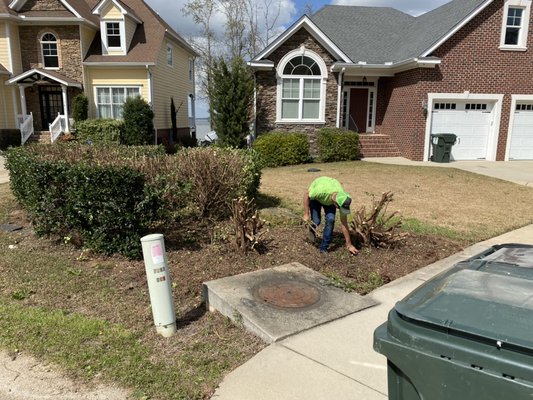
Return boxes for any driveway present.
[362,157,533,186]
[0,156,8,185]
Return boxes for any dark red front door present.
[349,89,368,133]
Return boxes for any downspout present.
[336,67,345,128]
[146,65,156,145]
[253,72,257,136]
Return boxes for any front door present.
[349,89,368,133]
[39,86,63,130]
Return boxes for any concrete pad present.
[0,156,8,185]
[211,344,387,400]
[203,262,377,343]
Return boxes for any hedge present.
[317,128,360,162]
[75,119,124,144]
[253,131,310,167]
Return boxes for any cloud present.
[330,0,451,16]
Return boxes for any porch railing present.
[20,113,34,145]
[49,113,66,144]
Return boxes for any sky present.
[144,0,453,118]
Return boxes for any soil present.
[0,209,468,399]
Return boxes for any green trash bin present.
[374,243,533,400]
[430,133,457,163]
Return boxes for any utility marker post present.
[141,234,177,337]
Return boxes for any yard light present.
[141,234,177,337]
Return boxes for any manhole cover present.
[255,281,321,309]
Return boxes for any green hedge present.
[75,119,124,144]
[317,128,359,162]
[253,132,310,167]
[4,146,160,258]
[4,144,262,255]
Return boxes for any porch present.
[7,69,82,144]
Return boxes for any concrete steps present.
[27,131,51,144]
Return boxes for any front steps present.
[358,134,401,158]
[27,131,51,144]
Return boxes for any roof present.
[309,0,489,63]
[0,63,9,74]
[2,0,196,63]
[7,68,82,86]
[84,0,197,64]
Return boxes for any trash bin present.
[374,243,533,400]
[430,133,456,163]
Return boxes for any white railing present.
[49,113,66,144]
[20,113,34,145]
[15,114,25,129]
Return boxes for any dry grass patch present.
[260,161,533,242]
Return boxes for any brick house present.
[250,0,533,161]
[0,0,197,144]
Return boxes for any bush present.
[122,96,154,145]
[253,132,310,167]
[72,93,88,123]
[174,147,261,218]
[317,128,359,162]
[75,119,124,144]
[4,145,161,258]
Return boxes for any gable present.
[19,0,69,12]
[100,1,121,19]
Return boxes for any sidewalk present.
[211,223,533,399]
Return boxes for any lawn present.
[0,160,531,399]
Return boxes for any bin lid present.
[430,133,457,141]
[395,245,533,351]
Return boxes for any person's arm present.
[303,191,310,221]
[340,214,358,255]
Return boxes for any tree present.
[209,57,254,148]
[121,96,154,145]
[72,93,88,124]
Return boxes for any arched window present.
[41,33,59,69]
[278,52,325,121]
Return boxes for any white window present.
[96,87,141,119]
[41,33,59,69]
[106,22,122,48]
[277,51,326,122]
[167,44,173,67]
[500,0,531,50]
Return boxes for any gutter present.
[331,57,441,76]
[83,62,156,67]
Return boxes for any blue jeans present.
[310,199,336,253]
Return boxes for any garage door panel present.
[431,103,493,160]
[510,106,533,160]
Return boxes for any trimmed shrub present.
[122,96,154,145]
[317,128,360,162]
[75,119,124,144]
[253,132,310,167]
[174,147,261,218]
[4,145,162,258]
[72,93,88,123]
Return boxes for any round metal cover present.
[255,280,321,309]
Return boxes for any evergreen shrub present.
[253,132,310,167]
[317,128,360,162]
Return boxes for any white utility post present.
[141,234,177,337]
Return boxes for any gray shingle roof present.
[310,0,489,63]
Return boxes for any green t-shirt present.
[308,177,344,205]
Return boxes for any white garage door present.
[510,103,533,160]
[431,101,494,160]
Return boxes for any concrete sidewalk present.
[211,224,533,399]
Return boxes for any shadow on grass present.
[176,302,207,329]
[255,192,282,209]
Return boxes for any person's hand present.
[347,244,358,255]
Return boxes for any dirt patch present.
[0,351,129,400]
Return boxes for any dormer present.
[92,0,142,56]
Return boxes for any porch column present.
[61,84,70,132]
[18,85,27,117]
